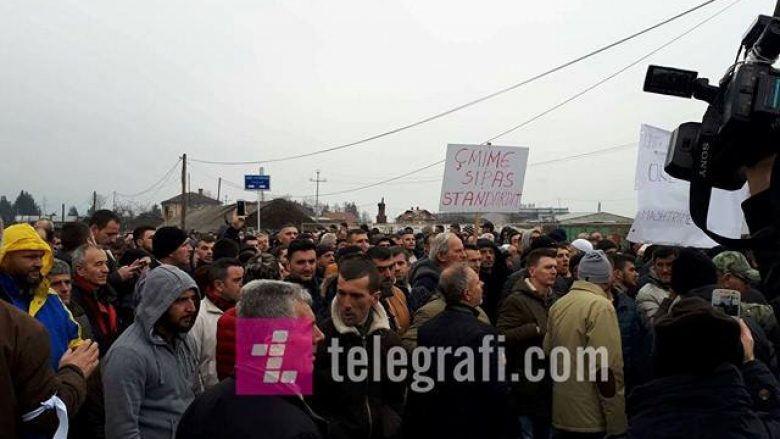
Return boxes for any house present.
[160,189,221,223]
[163,198,314,234]
[395,207,437,224]
[322,211,359,226]
[551,211,634,240]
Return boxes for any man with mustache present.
[103,265,200,439]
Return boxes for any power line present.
[206,0,736,203]
[484,0,741,143]
[290,0,737,200]
[288,140,637,199]
[115,159,182,198]
[188,0,717,166]
[528,142,637,167]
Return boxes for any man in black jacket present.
[311,255,405,439]
[497,248,557,438]
[407,232,465,312]
[477,238,510,324]
[176,280,328,439]
[404,263,512,439]
[286,239,326,319]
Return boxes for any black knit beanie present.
[152,227,189,260]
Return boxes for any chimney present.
[198,188,204,196]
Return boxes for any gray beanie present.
[49,258,72,277]
[578,250,612,284]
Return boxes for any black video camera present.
[642,15,780,247]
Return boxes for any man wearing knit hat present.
[0,223,86,369]
[544,250,627,437]
[153,226,193,270]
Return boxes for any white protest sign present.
[627,124,747,248]
[439,144,529,213]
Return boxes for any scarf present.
[206,289,235,313]
[73,275,118,339]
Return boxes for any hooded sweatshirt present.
[103,265,200,439]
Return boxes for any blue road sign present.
[245,175,271,191]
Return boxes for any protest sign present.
[627,124,747,248]
[438,144,530,213]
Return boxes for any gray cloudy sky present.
[0,0,767,220]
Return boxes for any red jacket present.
[216,307,237,381]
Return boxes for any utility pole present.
[217,177,222,204]
[61,203,65,225]
[181,154,187,230]
[257,167,264,233]
[92,191,97,214]
[309,170,326,218]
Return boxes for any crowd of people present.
[2,157,780,439]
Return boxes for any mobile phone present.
[236,200,246,217]
[712,289,741,318]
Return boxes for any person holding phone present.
[219,205,247,246]
[629,155,780,438]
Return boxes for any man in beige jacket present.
[544,250,627,438]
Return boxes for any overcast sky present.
[0,0,768,220]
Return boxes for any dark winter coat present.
[478,241,510,324]
[311,301,405,439]
[628,361,780,438]
[743,191,780,325]
[496,278,552,418]
[288,276,326,320]
[408,258,441,312]
[69,280,123,354]
[613,290,652,393]
[0,299,87,438]
[404,304,513,439]
[176,376,327,439]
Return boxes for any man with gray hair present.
[176,280,327,439]
[407,232,465,311]
[70,244,121,351]
[404,263,512,438]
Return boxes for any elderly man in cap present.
[713,251,768,305]
[544,250,627,438]
[0,223,87,369]
[48,258,96,341]
[48,258,74,306]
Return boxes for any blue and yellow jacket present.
[0,273,82,369]
[0,223,82,369]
